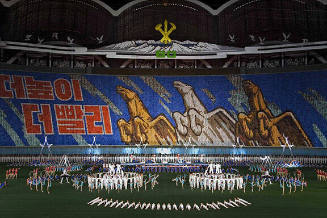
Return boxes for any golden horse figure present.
[116,86,177,145]
[235,80,312,147]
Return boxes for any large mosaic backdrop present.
[0,70,326,147]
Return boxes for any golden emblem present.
[155,19,176,44]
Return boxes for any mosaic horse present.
[172,81,236,146]
[117,86,177,145]
[235,80,312,147]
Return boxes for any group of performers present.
[246,163,307,195]
[57,165,83,172]
[249,165,278,173]
[45,166,56,175]
[69,161,310,197]
[186,162,309,196]
[44,165,82,174]
[189,173,244,193]
[277,168,289,177]
[26,175,52,194]
[5,168,18,179]
[143,173,159,190]
[316,169,327,181]
[72,175,85,191]
[172,174,187,188]
[205,163,222,174]
[16,156,315,206]
[25,166,93,194]
[243,173,273,192]
[249,164,292,178]
[87,172,144,193]
[278,176,307,195]
[26,167,74,193]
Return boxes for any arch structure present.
[1,0,327,16]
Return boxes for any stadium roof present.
[80,0,327,11]
[1,0,326,16]
[0,0,230,10]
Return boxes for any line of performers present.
[88,197,252,211]
[125,166,204,174]
[189,173,244,193]
[5,168,19,179]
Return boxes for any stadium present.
[0,0,326,217]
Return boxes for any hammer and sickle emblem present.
[155,19,176,44]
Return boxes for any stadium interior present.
[0,0,326,218]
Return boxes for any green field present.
[0,165,326,218]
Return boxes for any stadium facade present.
[0,0,326,69]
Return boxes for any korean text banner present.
[0,70,326,148]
